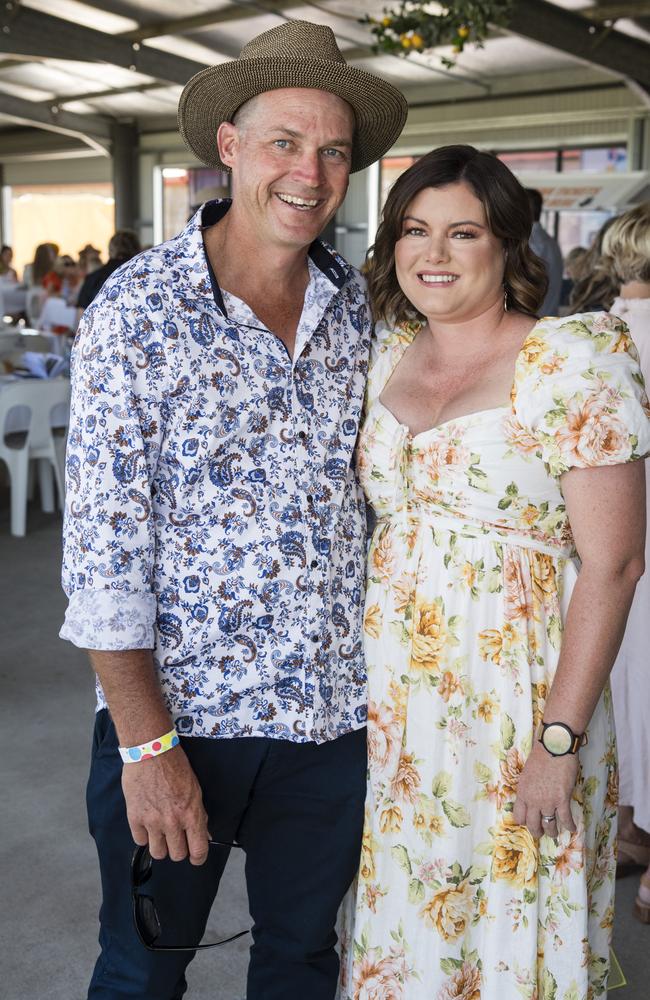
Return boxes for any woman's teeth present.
[419,274,458,284]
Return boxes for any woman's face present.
[1,247,12,265]
[394,181,506,323]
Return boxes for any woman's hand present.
[512,742,579,839]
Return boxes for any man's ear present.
[217,122,238,169]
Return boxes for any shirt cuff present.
[60,589,157,650]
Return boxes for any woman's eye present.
[403,227,426,237]
[452,229,476,239]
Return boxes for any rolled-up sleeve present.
[60,283,164,650]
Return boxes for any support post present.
[111,122,139,232]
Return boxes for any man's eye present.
[273,139,291,149]
[323,148,346,159]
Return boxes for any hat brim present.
[178,57,408,174]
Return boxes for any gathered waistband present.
[375,508,574,560]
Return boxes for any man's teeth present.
[419,274,458,284]
[277,194,319,208]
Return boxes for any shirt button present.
[297,431,307,441]
[310,559,318,569]
[311,632,319,643]
[306,494,313,505]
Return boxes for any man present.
[76,229,142,312]
[526,187,564,316]
[60,20,407,1000]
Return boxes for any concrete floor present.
[1,498,649,998]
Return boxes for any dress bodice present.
[357,313,650,558]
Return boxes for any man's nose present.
[293,150,324,187]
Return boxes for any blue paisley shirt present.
[60,200,371,743]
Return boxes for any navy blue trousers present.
[87,710,366,1000]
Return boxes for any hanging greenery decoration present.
[362,1,514,68]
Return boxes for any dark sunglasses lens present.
[132,846,153,887]
[135,894,161,946]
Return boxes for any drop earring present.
[503,286,508,312]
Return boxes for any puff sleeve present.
[512,312,650,478]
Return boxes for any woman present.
[0,244,18,282]
[569,217,619,314]
[602,203,650,920]
[340,146,650,999]
[24,241,59,287]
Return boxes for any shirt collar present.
[174,198,354,317]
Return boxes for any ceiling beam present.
[48,82,166,108]
[581,3,650,20]
[509,0,650,89]
[0,91,111,153]
[120,0,306,43]
[0,6,210,86]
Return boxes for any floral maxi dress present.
[340,313,650,1000]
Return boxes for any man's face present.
[218,88,355,251]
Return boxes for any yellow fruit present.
[458,24,470,39]
[400,34,412,48]
[411,32,424,49]
[382,16,392,27]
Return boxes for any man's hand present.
[122,745,210,865]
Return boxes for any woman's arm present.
[513,460,646,839]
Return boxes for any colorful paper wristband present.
[118,728,180,764]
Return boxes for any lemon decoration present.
[362,1,513,67]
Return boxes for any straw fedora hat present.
[178,20,408,174]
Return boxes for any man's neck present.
[203,209,313,356]
[204,208,311,303]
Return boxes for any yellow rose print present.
[421,880,473,941]
[364,604,383,639]
[491,818,538,888]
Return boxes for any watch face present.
[543,724,572,755]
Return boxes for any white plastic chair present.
[38,297,77,333]
[25,286,47,327]
[0,377,70,536]
[38,297,77,357]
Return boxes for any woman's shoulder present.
[516,311,638,386]
[528,311,634,356]
[512,311,650,475]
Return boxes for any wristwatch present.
[538,721,588,757]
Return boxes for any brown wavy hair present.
[569,216,619,313]
[601,203,650,286]
[366,145,547,325]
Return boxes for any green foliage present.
[362,1,514,69]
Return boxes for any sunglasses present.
[131,840,249,951]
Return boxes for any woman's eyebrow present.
[401,216,486,229]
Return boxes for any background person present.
[78,243,103,276]
[340,145,649,999]
[526,187,563,315]
[602,203,650,920]
[0,244,18,282]
[23,241,59,287]
[76,230,141,310]
[570,216,619,313]
[559,244,586,311]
